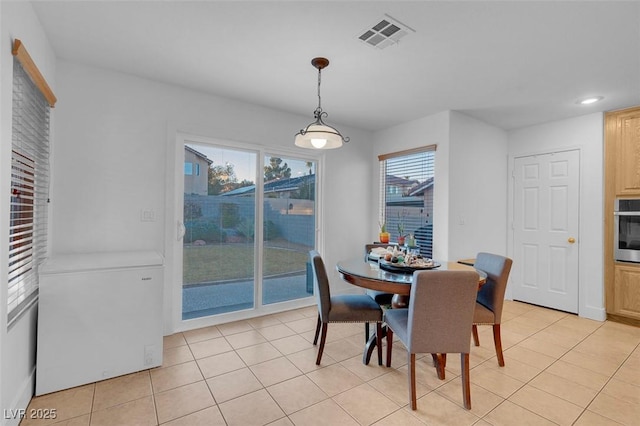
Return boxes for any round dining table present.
[336,257,488,367]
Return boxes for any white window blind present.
[379,145,435,257]
[8,56,51,326]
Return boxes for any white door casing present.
[512,150,580,313]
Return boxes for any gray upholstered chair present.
[309,250,384,365]
[384,270,479,410]
[471,252,513,367]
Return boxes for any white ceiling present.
[31,1,640,131]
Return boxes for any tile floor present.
[22,300,640,425]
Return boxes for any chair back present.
[364,243,390,261]
[309,250,331,322]
[474,252,513,324]
[407,270,479,354]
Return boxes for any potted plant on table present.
[397,212,406,245]
[379,221,390,244]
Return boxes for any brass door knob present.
[568,237,576,244]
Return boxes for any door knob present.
[568,237,575,244]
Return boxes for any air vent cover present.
[358,14,415,50]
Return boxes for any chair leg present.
[432,353,446,380]
[385,328,394,367]
[315,322,328,365]
[376,322,383,366]
[313,314,321,345]
[461,353,471,409]
[472,324,479,346]
[365,322,370,344]
[409,353,417,410]
[493,324,505,367]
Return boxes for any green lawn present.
[183,244,309,284]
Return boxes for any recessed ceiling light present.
[577,96,604,105]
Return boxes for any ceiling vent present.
[358,14,415,50]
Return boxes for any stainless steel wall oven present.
[614,198,640,263]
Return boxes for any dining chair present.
[471,252,513,367]
[309,250,384,365]
[384,270,479,410]
[363,243,394,342]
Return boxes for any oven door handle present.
[614,211,640,216]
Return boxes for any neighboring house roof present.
[222,173,315,196]
[407,177,434,197]
[185,145,213,165]
[386,174,419,188]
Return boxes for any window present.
[184,162,193,175]
[8,55,51,325]
[379,145,435,257]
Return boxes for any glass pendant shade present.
[294,57,349,149]
[294,124,344,149]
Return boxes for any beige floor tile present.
[340,354,389,382]
[285,346,337,373]
[283,316,317,334]
[272,310,308,323]
[483,355,542,383]
[436,380,504,417]
[318,337,364,363]
[561,349,622,376]
[270,334,313,355]
[206,367,263,403]
[236,342,283,366]
[196,350,247,379]
[528,371,598,407]
[216,320,254,336]
[256,323,297,341]
[266,375,328,415]
[182,326,222,344]
[613,356,640,385]
[544,359,610,390]
[161,345,194,368]
[154,381,215,424]
[508,384,583,425]
[163,333,187,349]
[266,418,294,426]
[484,400,556,426]
[370,368,433,406]
[50,414,91,425]
[529,326,584,349]
[502,345,556,370]
[600,377,640,406]
[306,363,364,397]
[160,406,226,425]
[93,371,152,411]
[573,334,634,364]
[89,396,156,426]
[247,314,283,329]
[588,391,640,425]
[410,391,480,425]
[250,356,303,387]
[371,409,425,425]
[155,380,215,423]
[150,361,204,393]
[22,384,95,425]
[188,336,234,359]
[555,315,602,334]
[515,334,572,359]
[287,399,359,426]
[218,389,285,426]
[469,366,524,399]
[573,409,625,426]
[225,329,267,349]
[333,383,400,425]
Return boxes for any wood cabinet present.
[605,106,640,326]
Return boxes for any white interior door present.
[512,150,579,313]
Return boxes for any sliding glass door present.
[179,139,317,321]
[262,155,316,305]
[182,143,257,320]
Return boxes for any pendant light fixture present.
[295,57,349,149]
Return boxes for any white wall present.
[449,111,509,260]
[372,111,509,261]
[507,113,605,320]
[52,60,374,333]
[0,2,57,424]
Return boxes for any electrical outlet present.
[140,209,155,222]
[144,345,156,366]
